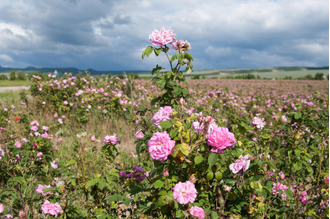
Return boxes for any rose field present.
[0,28,329,219]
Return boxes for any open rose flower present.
[189,206,205,219]
[41,200,63,216]
[207,127,236,153]
[135,129,145,139]
[104,134,119,145]
[149,27,176,47]
[151,106,174,128]
[229,154,250,174]
[147,131,175,162]
[173,181,197,204]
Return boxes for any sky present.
[0,0,328,71]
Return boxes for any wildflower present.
[119,171,126,178]
[31,126,38,131]
[189,206,205,219]
[279,171,285,179]
[15,117,20,121]
[173,181,197,204]
[0,203,3,213]
[31,120,39,126]
[90,136,96,142]
[104,134,119,145]
[0,147,4,159]
[151,106,174,128]
[229,155,250,174]
[4,215,13,219]
[41,200,63,216]
[163,171,169,177]
[149,27,176,47]
[207,127,236,153]
[147,131,175,162]
[58,119,63,124]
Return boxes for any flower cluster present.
[121,166,147,182]
[36,184,52,196]
[272,182,289,198]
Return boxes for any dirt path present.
[0,86,30,93]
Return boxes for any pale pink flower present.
[207,127,236,153]
[41,200,63,216]
[147,131,175,162]
[63,100,68,105]
[135,129,145,139]
[189,206,205,219]
[149,27,176,47]
[18,210,25,218]
[36,184,52,196]
[104,134,119,145]
[31,126,38,131]
[42,126,49,131]
[30,120,39,126]
[14,141,22,148]
[172,40,191,53]
[0,203,3,213]
[4,215,13,219]
[279,171,285,179]
[90,136,96,142]
[229,155,250,174]
[281,115,287,123]
[54,113,58,118]
[51,160,58,169]
[58,119,63,124]
[152,106,174,128]
[252,117,266,130]
[163,171,169,177]
[173,181,197,204]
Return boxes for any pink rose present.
[104,134,119,145]
[207,127,236,153]
[135,129,145,139]
[149,27,176,47]
[41,200,63,216]
[151,106,174,128]
[173,181,197,204]
[229,155,250,174]
[14,141,22,148]
[189,206,205,219]
[147,131,175,162]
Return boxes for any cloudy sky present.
[0,0,328,70]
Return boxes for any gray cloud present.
[0,0,328,69]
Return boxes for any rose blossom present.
[104,134,119,145]
[189,206,205,219]
[149,27,176,47]
[207,127,236,153]
[51,160,58,169]
[173,181,197,204]
[41,200,63,216]
[229,155,250,174]
[91,136,96,142]
[252,117,266,130]
[151,106,174,128]
[0,203,3,213]
[135,129,145,139]
[36,184,52,196]
[172,40,191,53]
[147,131,175,162]
[272,182,288,198]
[4,215,13,219]
[14,141,22,148]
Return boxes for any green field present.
[0,80,32,87]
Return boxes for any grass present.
[0,80,32,87]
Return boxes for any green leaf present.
[154,48,162,56]
[177,54,184,61]
[182,88,189,95]
[13,176,26,185]
[170,54,177,62]
[173,87,181,95]
[185,66,192,74]
[167,71,173,78]
[208,153,218,167]
[130,186,142,195]
[145,46,154,57]
[85,179,99,189]
[154,180,164,189]
[170,129,178,138]
[66,159,77,167]
[157,80,166,88]
[294,112,302,119]
[159,121,172,129]
[211,211,219,219]
[184,53,194,62]
[109,169,119,177]
[194,155,204,164]
[284,189,294,199]
[98,179,106,190]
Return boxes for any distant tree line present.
[0,70,28,80]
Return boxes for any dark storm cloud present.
[0,0,328,70]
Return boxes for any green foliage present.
[9,70,16,80]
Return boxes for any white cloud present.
[0,54,13,62]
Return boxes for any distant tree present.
[117,74,125,79]
[28,72,44,80]
[314,73,324,80]
[192,75,200,79]
[17,71,27,80]
[284,76,292,80]
[128,73,141,79]
[305,74,313,80]
[246,74,256,79]
[257,75,261,79]
[9,70,16,80]
[0,75,8,80]
[327,74,329,80]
